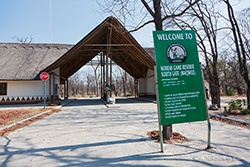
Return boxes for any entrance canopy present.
[45,16,156,82]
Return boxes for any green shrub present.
[228,100,238,110]
[223,89,236,96]
[241,108,250,115]
[228,99,249,114]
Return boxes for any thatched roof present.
[0,17,156,81]
[45,16,156,80]
[0,43,73,80]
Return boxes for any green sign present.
[153,30,207,125]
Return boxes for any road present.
[0,97,250,166]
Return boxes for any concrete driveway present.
[0,97,250,166]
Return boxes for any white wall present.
[138,69,156,96]
[6,81,45,96]
[0,68,60,98]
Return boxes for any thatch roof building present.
[0,43,73,81]
[0,17,156,104]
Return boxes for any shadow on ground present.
[1,136,249,167]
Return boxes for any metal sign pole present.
[201,70,211,149]
[40,72,49,108]
[154,66,164,153]
[44,81,46,109]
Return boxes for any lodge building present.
[0,17,156,104]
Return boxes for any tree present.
[224,0,250,109]
[12,35,33,43]
[90,56,101,97]
[68,73,85,96]
[238,8,250,59]
[86,72,95,95]
[167,0,222,107]
[98,0,200,139]
[217,53,245,96]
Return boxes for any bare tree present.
[12,35,33,43]
[238,8,250,59]
[224,0,250,109]
[98,0,200,139]
[90,56,101,97]
[112,66,135,96]
[217,53,245,95]
[86,72,95,95]
[168,0,222,107]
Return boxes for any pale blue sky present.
[0,0,248,47]
[0,0,154,47]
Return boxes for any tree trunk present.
[225,0,250,108]
[153,0,173,139]
[210,78,220,107]
[236,86,242,95]
[247,85,250,109]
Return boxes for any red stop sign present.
[40,72,49,81]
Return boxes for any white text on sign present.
[160,64,196,77]
[157,33,193,41]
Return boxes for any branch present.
[161,0,200,22]
[141,0,155,18]
[128,19,155,33]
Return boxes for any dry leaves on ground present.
[147,130,189,143]
[209,115,250,130]
[0,108,61,136]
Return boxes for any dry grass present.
[0,108,61,136]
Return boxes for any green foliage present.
[228,99,249,114]
[228,99,241,110]
[152,130,159,135]
[241,109,250,114]
[228,89,236,96]
[222,89,236,96]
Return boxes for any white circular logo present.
[166,43,187,63]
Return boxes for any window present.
[0,83,7,95]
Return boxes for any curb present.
[135,98,157,104]
[0,99,76,132]
[60,98,76,107]
[0,109,52,131]
[137,98,250,127]
[209,113,250,126]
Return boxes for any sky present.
[0,0,154,47]
[0,0,249,48]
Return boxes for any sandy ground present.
[0,97,249,167]
[208,96,250,123]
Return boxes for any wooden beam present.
[83,44,134,46]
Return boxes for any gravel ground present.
[0,97,249,167]
[208,96,250,123]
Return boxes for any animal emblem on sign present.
[166,43,187,63]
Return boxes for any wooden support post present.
[110,58,112,97]
[106,21,112,101]
[66,79,69,99]
[64,80,67,99]
[106,54,109,87]
[100,53,103,99]
[135,79,138,98]
[103,54,106,100]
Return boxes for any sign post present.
[40,72,50,108]
[153,30,209,150]
[154,66,164,153]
